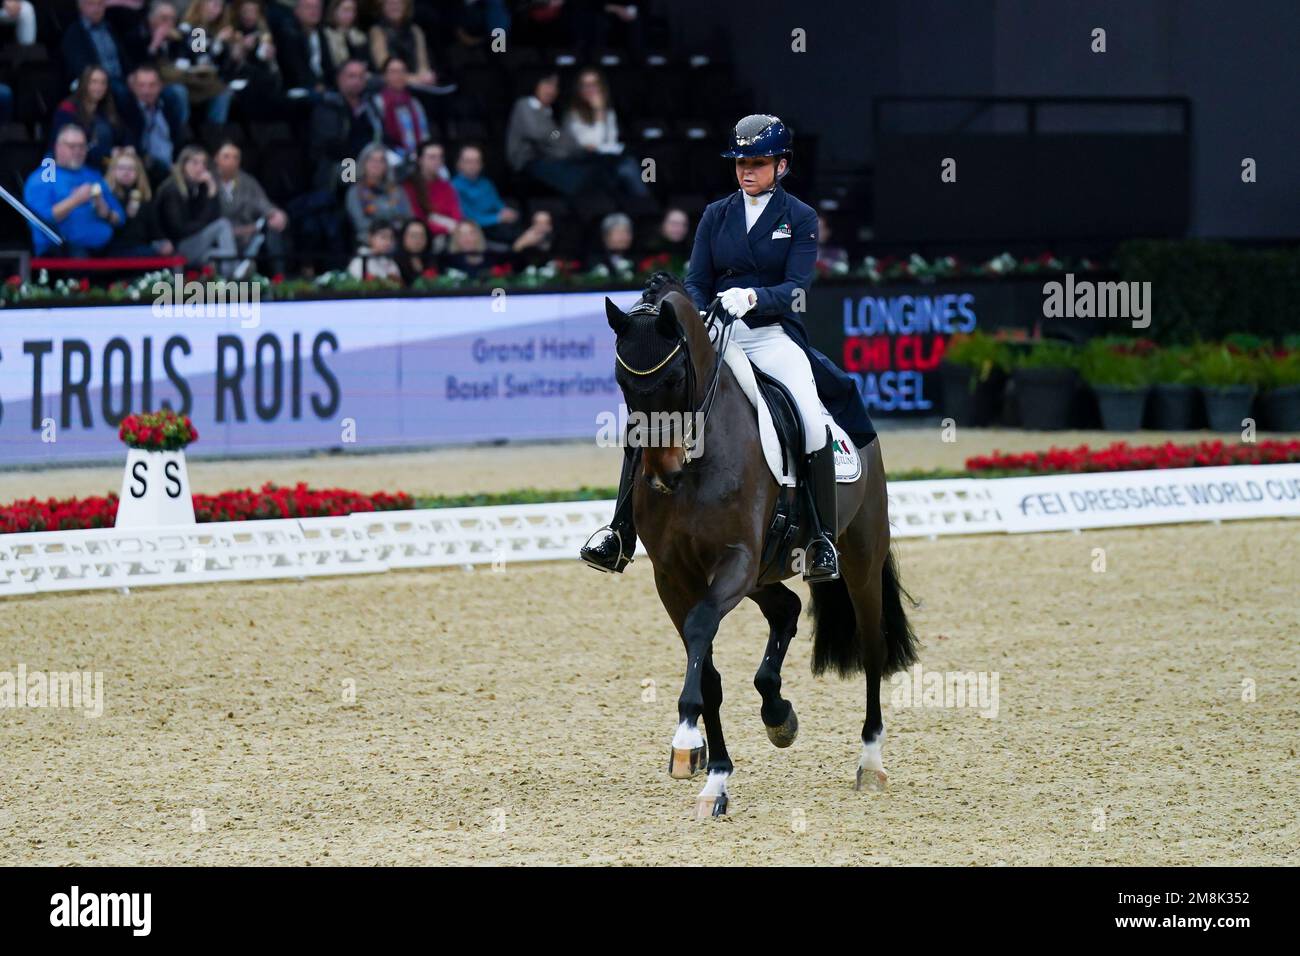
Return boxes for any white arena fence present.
[2,463,1298,598]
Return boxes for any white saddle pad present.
[721,342,863,486]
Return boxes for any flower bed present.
[5,441,1298,533]
[965,439,1300,476]
[0,483,413,534]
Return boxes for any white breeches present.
[729,320,827,454]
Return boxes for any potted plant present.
[937,331,1012,426]
[1193,345,1259,432]
[1010,339,1079,430]
[1079,338,1152,431]
[115,409,199,528]
[1258,345,1300,431]
[1146,345,1200,430]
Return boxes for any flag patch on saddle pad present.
[831,429,862,482]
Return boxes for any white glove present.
[719,287,757,319]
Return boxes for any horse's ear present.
[605,297,628,334]
[655,298,683,340]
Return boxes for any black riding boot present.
[801,429,840,582]
[580,445,640,572]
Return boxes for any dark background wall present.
[661,0,1298,238]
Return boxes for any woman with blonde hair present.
[325,0,371,69]
[104,147,175,257]
[369,0,434,86]
[155,145,245,276]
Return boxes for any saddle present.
[717,342,864,584]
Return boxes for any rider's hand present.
[720,287,757,319]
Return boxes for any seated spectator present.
[345,142,412,238]
[404,141,461,252]
[120,63,183,186]
[815,213,848,271]
[323,0,370,69]
[506,71,602,199]
[225,0,289,118]
[369,0,434,87]
[155,144,245,276]
[0,1,37,45]
[308,58,382,192]
[214,141,291,273]
[372,57,430,162]
[275,0,335,92]
[451,143,520,244]
[442,219,499,279]
[506,209,555,268]
[592,211,634,274]
[103,146,175,256]
[395,217,431,283]
[62,0,132,97]
[564,67,649,202]
[348,217,401,280]
[175,0,235,123]
[131,2,196,125]
[646,207,690,260]
[52,66,128,171]
[23,125,126,257]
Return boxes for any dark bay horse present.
[605,278,918,818]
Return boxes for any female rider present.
[581,114,876,582]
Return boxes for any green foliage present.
[1258,350,1300,390]
[1190,345,1260,389]
[1147,346,1197,385]
[943,331,1014,381]
[1014,339,1079,370]
[1116,240,1300,344]
[1078,339,1150,388]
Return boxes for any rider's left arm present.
[751,205,818,317]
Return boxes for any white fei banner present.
[987,463,1300,533]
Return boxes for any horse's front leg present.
[667,549,754,818]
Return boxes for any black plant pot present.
[1260,385,1300,432]
[1147,383,1199,430]
[1201,386,1256,432]
[1012,367,1077,430]
[1093,386,1149,431]
[938,363,1006,427]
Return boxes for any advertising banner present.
[987,463,1300,533]
[0,291,643,464]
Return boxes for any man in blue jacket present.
[23,125,125,256]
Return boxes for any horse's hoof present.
[765,705,798,748]
[854,766,889,792]
[668,742,707,779]
[694,793,729,820]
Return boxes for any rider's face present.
[735,156,785,195]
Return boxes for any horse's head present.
[605,282,716,494]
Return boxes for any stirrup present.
[580,527,634,574]
[802,535,840,582]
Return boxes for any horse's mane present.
[640,271,690,309]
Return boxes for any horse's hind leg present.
[838,509,890,791]
[750,583,801,748]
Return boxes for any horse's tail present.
[879,547,920,675]
[809,576,860,677]
[811,547,919,677]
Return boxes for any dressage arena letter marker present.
[115,449,196,529]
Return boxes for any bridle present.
[615,297,731,463]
